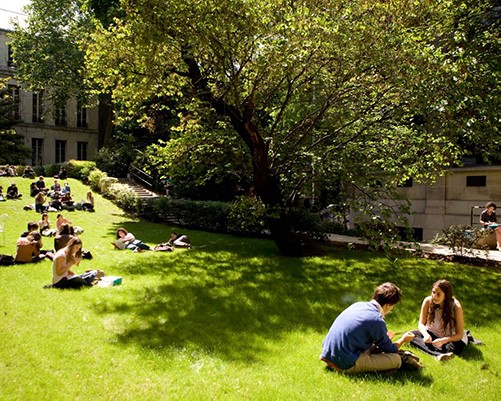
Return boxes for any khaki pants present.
[343,349,402,374]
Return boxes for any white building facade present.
[0,28,99,166]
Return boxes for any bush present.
[432,225,490,256]
[88,169,108,192]
[152,197,229,232]
[64,160,97,181]
[105,183,141,214]
[99,177,119,193]
[227,196,266,235]
[94,145,137,178]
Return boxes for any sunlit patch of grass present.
[0,176,500,400]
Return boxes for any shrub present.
[152,197,229,232]
[105,183,141,214]
[288,207,327,241]
[88,169,108,192]
[64,160,97,181]
[44,163,61,178]
[99,177,119,193]
[227,196,266,235]
[432,225,490,256]
[94,145,137,178]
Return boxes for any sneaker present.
[436,352,455,362]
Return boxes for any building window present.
[77,103,88,128]
[32,91,44,123]
[32,138,43,166]
[8,84,20,120]
[55,140,66,164]
[77,141,88,160]
[7,44,14,67]
[466,176,486,187]
[54,103,67,126]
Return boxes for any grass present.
[0,176,500,400]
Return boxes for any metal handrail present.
[470,205,483,227]
[130,165,155,191]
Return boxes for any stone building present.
[0,28,99,166]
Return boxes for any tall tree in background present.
[11,0,499,255]
[10,0,119,147]
[85,0,499,255]
[0,81,30,164]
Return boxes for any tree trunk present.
[97,93,114,148]
[247,127,303,256]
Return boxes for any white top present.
[426,299,468,343]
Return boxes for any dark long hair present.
[428,279,455,333]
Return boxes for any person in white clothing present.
[410,279,467,361]
[51,237,97,289]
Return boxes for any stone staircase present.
[117,178,160,201]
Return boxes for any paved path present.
[327,234,501,263]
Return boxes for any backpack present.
[0,254,15,266]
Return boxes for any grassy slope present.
[0,177,500,401]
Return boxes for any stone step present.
[117,178,160,199]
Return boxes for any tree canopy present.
[11,0,501,255]
[0,81,31,165]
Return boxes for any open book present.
[113,239,127,249]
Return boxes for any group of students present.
[15,214,76,263]
[320,280,473,374]
[14,217,101,289]
[29,176,94,213]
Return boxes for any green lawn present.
[0,176,500,400]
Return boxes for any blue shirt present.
[321,301,397,369]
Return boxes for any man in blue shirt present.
[320,282,415,373]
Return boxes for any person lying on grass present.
[112,227,150,252]
[167,232,191,248]
[320,282,417,374]
[410,279,468,362]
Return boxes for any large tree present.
[0,81,30,164]
[10,0,119,147]
[86,0,496,255]
[13,0,499,255]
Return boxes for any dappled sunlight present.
[92,243,501,364]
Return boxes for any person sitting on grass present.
[167,232,191,248]
[15,231,45,263]
[112,227,150,252]
[6,182,22,199]
[34,191,47,213]
[35,176,48,193]
[54,223,76,252]
[39,213,57,237]
[20,221,39,238]
[56,214,72,230]
[320,282,417,374]
[50,237,100,289]
[82,191,95,212]
[410,279,468,362]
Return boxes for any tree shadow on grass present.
[92,232,501,366]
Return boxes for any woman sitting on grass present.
[112,227,150,252]
[51,237,99,289]
[39,213,57,236]
[410,279,468,362]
